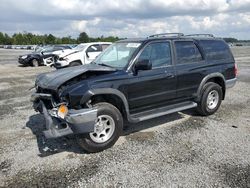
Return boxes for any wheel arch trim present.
[80,88,131,120]
[196,72,226,100]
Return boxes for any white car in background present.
[54,42,112,68]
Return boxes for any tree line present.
[0,31,121,45]
[1,31,248,45]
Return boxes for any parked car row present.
[18,45,73,66]
[2,45,37,50]
[18,42,112,68]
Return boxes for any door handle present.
[165,71,174,78]
[166,74,174,78]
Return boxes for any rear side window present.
[101,44,110,51]
[199,40,233,61]
[138,42,172,68]
[175,41,203,64]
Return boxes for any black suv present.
[31,33,237,153]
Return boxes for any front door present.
[126,41,177,110]
[85,44,102,63]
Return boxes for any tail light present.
[234,63,238,77]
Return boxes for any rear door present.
[174,40,206,99]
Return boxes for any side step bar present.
[130,101,197,122]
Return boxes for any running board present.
[130,101,197,122]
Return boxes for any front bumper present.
[18,57,30,65]
[54,60,69,68]
[31,93,97,139]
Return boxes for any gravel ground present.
[0,47,249,187]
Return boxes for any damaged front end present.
[31,93,97,139]
[30,64,117,139]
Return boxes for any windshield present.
[35,47,44,53]
[74,44,87,51]
[35,46,54,53]
[95,42,141,69]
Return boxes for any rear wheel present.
[77,102,123,153]
[69,61,82,67]
[32,59,39,67]
[197,82,223,116]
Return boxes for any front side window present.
[137,42,172,68]
[175,41,202,64]
[53,47,63,51]
[86,44,101,52]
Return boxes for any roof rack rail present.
[148,33,184,38]
[185,34,214,38]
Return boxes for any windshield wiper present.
[97,63,114,68]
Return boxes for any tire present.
[77,102,123,153]
[196,82,223,116]
[69,61,82,67]
[32,59,39,67]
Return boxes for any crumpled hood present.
[59,49,81,58]
[36,64,116,90]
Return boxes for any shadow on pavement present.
[26,110,191,157]
[26,114,85,157]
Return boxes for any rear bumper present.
[226,78,237,88]
[31,93,97,139]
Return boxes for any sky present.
[1,0,250,39]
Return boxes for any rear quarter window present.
[199,40,233,61]
[101,44,110,51]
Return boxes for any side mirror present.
[134,59,152,73]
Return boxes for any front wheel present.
[32,59,39,67]
[196,82,223,116]
[77,102,123,153]
[69,61,82,67]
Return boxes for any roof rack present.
[185,34,214,38]
[148,33,184,38]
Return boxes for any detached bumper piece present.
[32,93,97,139]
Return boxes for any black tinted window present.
[175,41,202,64]
[199,40,232,61]
[138,42,171,68]
[62,46,71,49]
[87,44,101,52]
